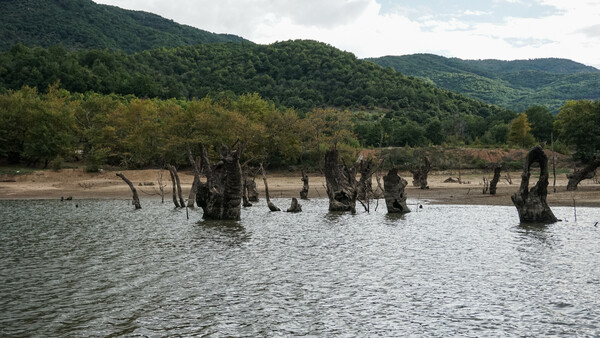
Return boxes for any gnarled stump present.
[511,145,557,223]
[383,168,410,214]
[489,164,502,195]
[244,169,259,202]
[194,143,243,220]
[567,158,600,191]
[356,158,374,201]
[324,148,357,213]
[300,170,309,200]
[116,173,141,209]
[287,197,302,213]
[408,156,431,189]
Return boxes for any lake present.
[1,198,599,336]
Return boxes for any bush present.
[51,155,64,171]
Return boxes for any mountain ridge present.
[0,0,250,53]
[366,54,600,113]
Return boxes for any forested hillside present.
[368,54,600,113]
[0,40,508,120]
[0,0,249,53]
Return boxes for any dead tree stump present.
[186,157,201,207]
[324,148,358,213]
[511,145,557,224]
[489,164,502,195]
[408,156,431,189]
[193,143,243,220]
[383,168,410,214]
[244,168,259,202]
[260,163,280,211]
[300,170,309,200]
[357,158,374,201]
[116,173,141,209]
[242,169,252,207]
[567,158,600,191]
[287,197,302,213]
[167,164,181,208]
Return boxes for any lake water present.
[1,198,599,336]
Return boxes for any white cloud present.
[92,0,600,68]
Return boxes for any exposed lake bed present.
[1,199,599,336]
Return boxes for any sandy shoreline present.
[1,168,599,207]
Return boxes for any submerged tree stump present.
[324,148,358,213]
[300,170,309,200]
[383,168,410,214]
[193,143,243,220]
[242,169,252,207]
[167,164,181,208]
[408,156,431,189]
[244,169,259,202]
[260,163,280,212]
[489,164,502,195]
[567,158,600,191]
[511,145,557,223]
[356,158,374,201]
[287,197,302,213]
[116,173,141,209]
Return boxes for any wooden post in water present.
[116,173,141,209]
[260,163,280,211]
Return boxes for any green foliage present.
[51,155,64,171]
[368,54,600,113]
[0,41,518,148]
[482,123,509,145]
[508,113,536,148]
[0,84,75,167]
[0,88,358,169]
[0,0,249,53]
[524,105,554,143]
[554,100,600,162]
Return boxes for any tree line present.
[1,83,598,170]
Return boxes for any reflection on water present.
[0,199,599,336]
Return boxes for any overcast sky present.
[94,0,600,68]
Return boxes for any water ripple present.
[1,199,599,336]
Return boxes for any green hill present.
[0,40,507,116]
[0,0,249,53]
[367,54,600,113]
[0,40,516,147]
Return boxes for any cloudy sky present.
[94,0,600,68]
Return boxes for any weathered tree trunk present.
[511,145,557,223]
[482,177,489,194]
[408,156,431,189]
[186,157,201,207]
[167,164,181,208]
[300,170,309,200]
[287,197,302,213]
[242,169,252,207]
[324,148,357,213]
[489,165,502,195]
[356,158,374,201]
[116,173,141,209]
[194,143,244,220]
[383,168,410,214]
[171,165,186,207]
[245,169,259,202]
[260,163,280,211]
[566,158,600,191]
[187,175,198,207]
[157,170,165,203]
